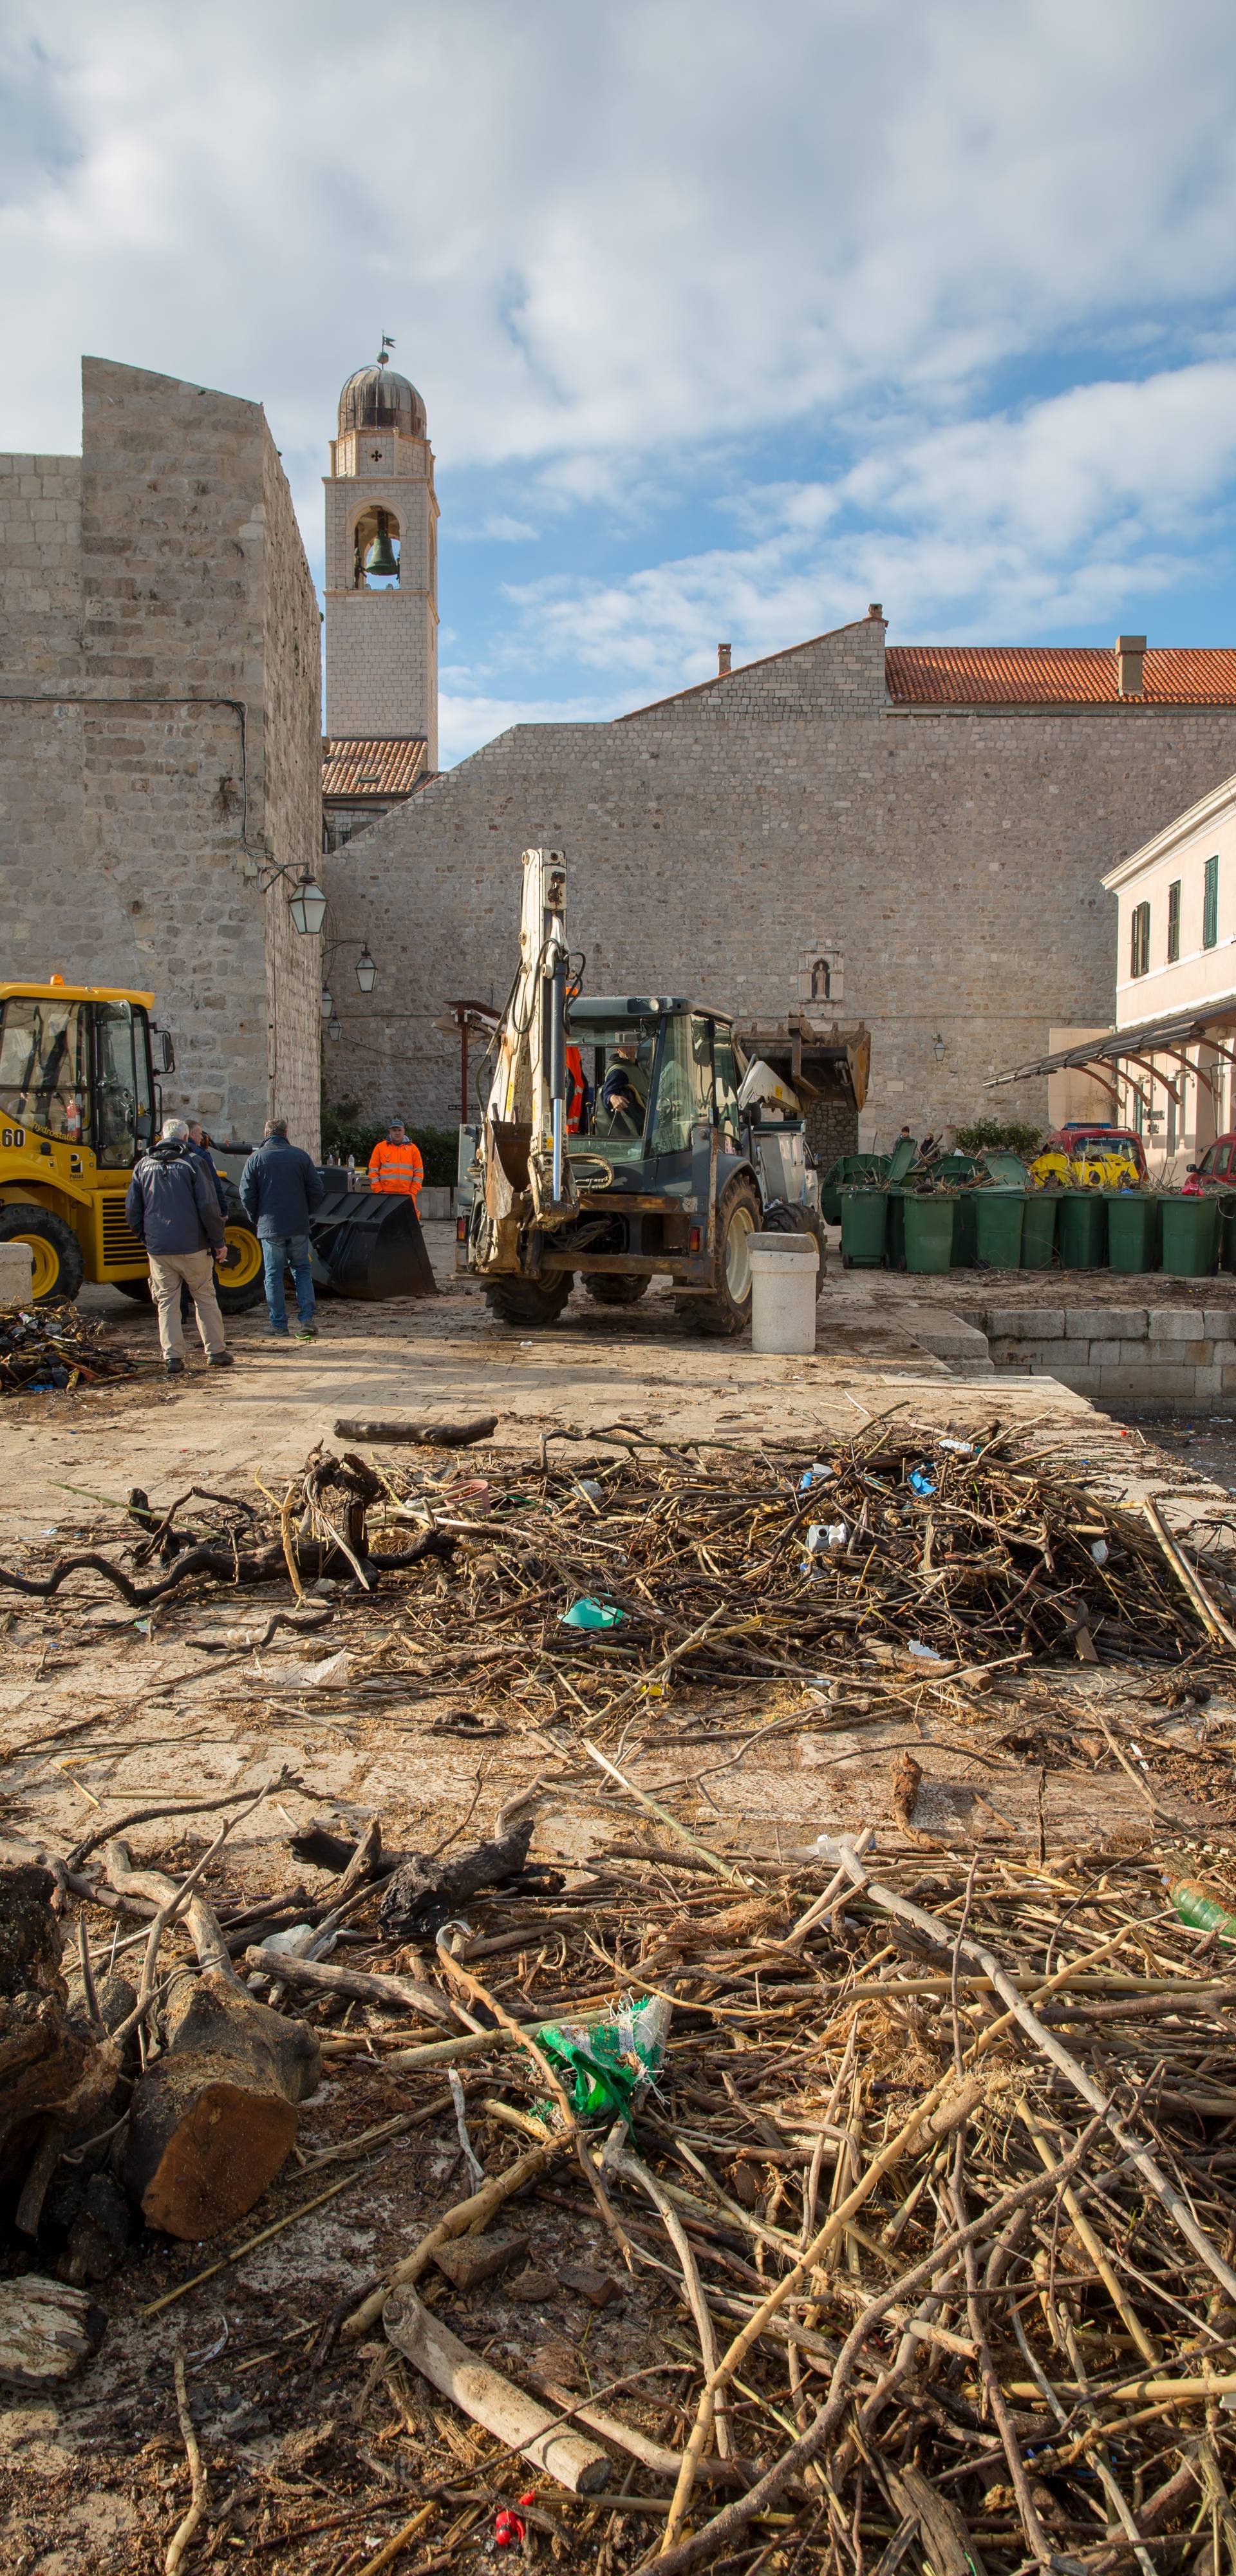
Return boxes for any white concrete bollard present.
[0,1241,35,1307]
[749,1231,819,1355]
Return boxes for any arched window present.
[352,504,401,589]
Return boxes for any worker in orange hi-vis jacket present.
[367,1121,424,1200]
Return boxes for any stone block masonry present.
[320,613,1236,1141]
[975,1303,1236,1413]
[0,359,322,1153]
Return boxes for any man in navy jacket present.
[125,1118,233,1375]
[239,1118,324,1340]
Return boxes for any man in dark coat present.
[125,1117,233,1376]
[239,1117,324,1340]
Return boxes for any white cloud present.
[3,0,1236,758]
[491,359,1236,697]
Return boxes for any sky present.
[4,1,1236,766]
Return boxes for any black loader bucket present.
[309,1187,438,1300]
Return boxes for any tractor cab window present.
[649,1016,715,1155]
[712,1025,742,1137]
[0,996,90,1141]
[570,1018,658,1165]
[94,1001,149,1166]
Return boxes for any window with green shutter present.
[1167,878,1181,961]
[1204,854,1219,950]
[1130,901,1150,977]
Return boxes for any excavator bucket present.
[310,1185,438,1301]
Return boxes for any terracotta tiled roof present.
[886,645,1236,706]
[321,737,428,799]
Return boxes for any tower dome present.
[338,351,426,440]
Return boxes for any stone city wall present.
[0,359,321,1154]
[322,618,1236,1141]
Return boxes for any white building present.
[993,761,1236,1172]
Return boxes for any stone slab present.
[0,1242,33,1303]
[1065,1307,1145,1339]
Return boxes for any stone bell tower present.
[323,339,438,768]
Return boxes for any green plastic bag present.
[532,1994,671,2126]
[558,1595,624,1630]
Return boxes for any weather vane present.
[377,333,395,367]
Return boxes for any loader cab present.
[567,999,743,1177]
[0,983,167,1171]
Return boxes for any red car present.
[1196,1134,1236,1183]
[1041,1122,1148,1178]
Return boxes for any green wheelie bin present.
[1019,1191,1057,1270]
[903,1195,955,1273]
[974,1189,1024,1269]
[840,1188,888,1268]
[1107,1191,1156,1274]
[1160,1193,1220,1277]
[1058,1188,1107,1269]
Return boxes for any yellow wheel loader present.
[0,979,265,1309]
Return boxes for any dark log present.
[379,1787,546,1938]
[333,1414,498,1447]
[0,1866,101,2191]
[104,1843,320,2241]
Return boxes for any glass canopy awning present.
[989,996,1236,1090]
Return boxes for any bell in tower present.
[364,509,399,582]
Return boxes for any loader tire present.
[0,1203,84,1305]
[674,1175,760,1337]
[583,1273,650,1305]
[484,1273,573,1327]
[214,1218,266,1315]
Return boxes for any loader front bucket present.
[310,1186,438,1301]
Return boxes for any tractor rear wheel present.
[675,1175,760,1336]
[484,1273,574,1327]
[583,1273,650,1305]
[0,1203,84,1305]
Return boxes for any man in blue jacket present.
[239,1117,324,1341]
[125,1117,234,1376]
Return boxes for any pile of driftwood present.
[0,1300,136,1395]
[1,1425,1234,1696]
[8,1768,1236,2575]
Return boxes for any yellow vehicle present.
[0,978,264,1307]
[1030,1144,1143,1191]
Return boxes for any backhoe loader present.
[0,978,435,1308]
[457,849,842,1334]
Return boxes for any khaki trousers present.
[148,1249,226,1359]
